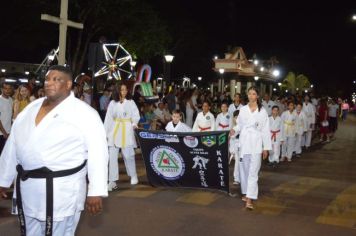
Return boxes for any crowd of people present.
[0,65,354,235]
[121,84,354,208]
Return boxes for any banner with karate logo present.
[136,130,230,193]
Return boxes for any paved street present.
[1,116,356,236]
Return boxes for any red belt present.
[271,130,280,142]
[199,126,211,131]
[218,123,229,129]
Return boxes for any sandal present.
[245,202,254,210]
[241,196,247,202]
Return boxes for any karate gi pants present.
[269,141,281,163]
[239,154,262,200]
[282,136,295,161]
[233,151,240,183]
[25,211,81,236]
[295,134,303,154]
[109,146,137,182]
[302,130,312,148]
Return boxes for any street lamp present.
[254,59,259,65]
[272,69,280,77]
[25,71,30,75]
[164,54,174,87]
[214,55,218,60]
[310,84,314,88]
[260,67,265,72]
[48,54,55,61]
[352,15,356,21]
[198,76,202,81]
[254,76,259,81]
[130,60,137,67]
[1,69,6,73]
[164,55,174,63]
[278,82,282,86]
[218,69,225,92]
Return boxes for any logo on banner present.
[139,132,179,143]
[218,133,227,146]
[201,135,216,147]
[183,136,199,148]
[150,146,185,180]
[192,156,209,170]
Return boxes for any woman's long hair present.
[247,86,262,112]
[15,85,30,102]
[112,82,132,102]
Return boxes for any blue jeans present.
[342,110,348,121]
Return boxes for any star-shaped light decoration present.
[94,43,133,80]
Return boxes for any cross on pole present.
[41,0,83,65]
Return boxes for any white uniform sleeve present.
[103,101,115,135]
[279,117,285,142]
[165,122,172,131]
[85,112,109,197]
[303,112,308,132]
[192,113,199,132]
[311,105,316,124]
[215,114,220,130]
[183,123,192,132]
[0,132,17,187]
[261,111,272,151]
[131,101,140,126]
[210,114,216,131]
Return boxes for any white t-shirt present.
[328,104,339,118]
[0,95,13,135]
[262,100,276,116]
[154,108,171,121]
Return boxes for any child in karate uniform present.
[229,110,240,185]
[166,109,192,132]
[192,101,215,132]
[216,102,233,131]
[281,101,297,162]
[295,103,308,157]
[269,106,284,167]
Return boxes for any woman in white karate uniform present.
[104,83,140,191]
[231,86,271,210]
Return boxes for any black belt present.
[16,160,87,236]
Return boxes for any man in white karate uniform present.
[302,96,316,149]
[166,110,192,132]
[0,65,108,236]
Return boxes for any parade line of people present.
[0,65,348,235]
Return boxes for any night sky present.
[1,1,356,97]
